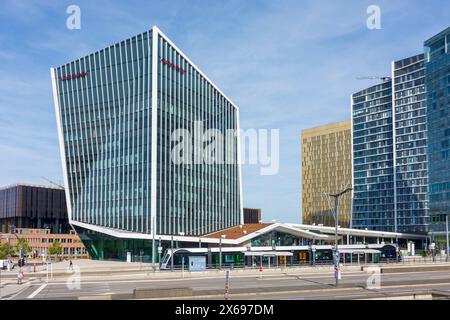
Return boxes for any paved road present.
[4,269,450,300]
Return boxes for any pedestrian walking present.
[69,259,73,271]
[17,269,23,285]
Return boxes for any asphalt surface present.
[4,268,450,300]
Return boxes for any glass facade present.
[156,34,241,236]
[352,81,395,231]
[51,27,242,259]
[425,27,450,237]
[53,31,154,233]
[302,121,352,227]
[352,54,432,234]
[392,54,429,233]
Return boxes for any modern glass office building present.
[51,26,243,260]
[392,54,428,233]
[425,27,450,240]
[352,81,395,231]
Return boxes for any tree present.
[436,239,447,251]
[15,238,31,257]
[420,250,429,258]
[49,240,62,259]
[0,242,15,259]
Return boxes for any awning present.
[243,251,294,257]
[338,249,381,254]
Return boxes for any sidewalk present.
[1,260,364,279]
[2,259,450,281]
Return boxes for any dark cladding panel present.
[243,208,262,224]
[0,184,70,233]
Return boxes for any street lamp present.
[178,232,185,271]
[170,235,174,272]
[158,237,162,270]
[446,214,449,262]
[177,232,185,249]
[324,185,352,287]
[219,235,226,270]
[152,215,156,273]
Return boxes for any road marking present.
[30,271,366,285]
[27,284,47,299]
[34,272,450,286]
[22,268,450,287]
[18,266,450,283]
[154,281,450,300]
[5,281,32,300]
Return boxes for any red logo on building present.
[60,72,88,81]
[160,58,187,74]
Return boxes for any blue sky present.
[0,0,449,223]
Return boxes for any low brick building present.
[0,228,88,259]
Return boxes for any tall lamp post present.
[325,186,352,287]
[178,232,185,271]
[219,235,226,270]
[446,214,449,263]
[158,237,162,270]
[170,235,174,272]
[152,215,156,273]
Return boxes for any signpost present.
[312,247,316,267]
[430,242,436,262]
[259,259,263,280]
[182,257,185,278]
[33,250,37,273]
[224,270,230,300]
[158,240,163,270]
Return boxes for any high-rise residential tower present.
[302,120,352,227]
[425,27,450,241]
[352,52,431,234]
[51,26,243,260]
[351,81,395,231]
[392,54,428,233]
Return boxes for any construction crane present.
[356,76,391,82]
[41,176,64,189]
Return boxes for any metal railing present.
[159,255,450,272]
